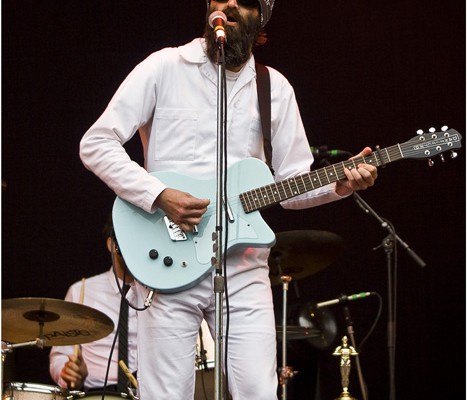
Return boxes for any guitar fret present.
[384,147,391,163]
[285,179,293,197]
[313,170,322,186]
[323,167,330,183]
[291,178,300,196]
[280,180,288,199]
[271,183,280,202]
[335,162,346,180]
[301,174,314,191]
[259,186,269,207]
[319,169,330,184]
[396,144,403,159]
[331,164,338,177]
[245,192,253,212]
[252,188,264,208]
[264,184,275,205]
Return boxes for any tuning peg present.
[450,151,458,159]
[416,129,424,135]
[441,125,448,132]
[429,127,436,133]
[439,154,445,162]
[428,159,434,167]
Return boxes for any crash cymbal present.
[2,297,114,346]
[269,230,344,286]
[276,325,322,340]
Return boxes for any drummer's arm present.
[49,345,73,388]
[49,345,88,390]
[60,349,88,390]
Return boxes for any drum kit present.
[2,229,345,400]
[1,297,126,399]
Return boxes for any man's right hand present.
[153,188,210,233]
[60,349,88,390]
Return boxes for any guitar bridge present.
[164,216,188,241]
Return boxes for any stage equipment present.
[332,336,359,400]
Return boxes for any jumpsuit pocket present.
[153,109,198,161]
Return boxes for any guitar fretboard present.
[239,144,403,213]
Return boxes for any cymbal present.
[276,325,322,340]
[2,297,114,346]
[269,230,344,286]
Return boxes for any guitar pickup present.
[164,216,188,241]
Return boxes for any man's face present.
[204,0,262,69]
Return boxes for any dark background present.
[2,1,465,399]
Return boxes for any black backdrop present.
[2,1,465,399]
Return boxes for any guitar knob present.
[163,256,173,266]
[149,249,159,260]
[416,129,424,135]
[451,151,458,159]
[441,125,448,132]
[429,127,436,133]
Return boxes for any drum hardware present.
[268,230,344,287]
[2,382,69,400]
[332,336,358,400]
[68,391,130,399]
[277,275,297,400]
[275,325,321,341]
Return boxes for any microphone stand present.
[213,38,227,400]
[352,191,426,400]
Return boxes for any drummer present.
[49,217,138,395]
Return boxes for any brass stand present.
[279,275,296,400]
[332,336,358,400]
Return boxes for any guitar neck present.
[240,143,403,213]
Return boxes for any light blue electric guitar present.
[113,128,462,293]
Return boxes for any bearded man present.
[80,1,377,398]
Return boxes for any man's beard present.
[204,8,261,69]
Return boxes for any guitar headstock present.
[400,126,462,164]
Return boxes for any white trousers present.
[134,257,278,400]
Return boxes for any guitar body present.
[113,158,277,293]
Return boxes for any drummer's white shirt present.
[49,268,138,390]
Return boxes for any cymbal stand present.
[2,339,46,397]
[279,275,296,400]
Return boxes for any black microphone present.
[209,11,227,43]
[310,145,353,160]
[316,292,375,308]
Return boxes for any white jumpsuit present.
[80,38,343,399]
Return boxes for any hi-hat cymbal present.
[2,297,114,346]
[269,230,344,286]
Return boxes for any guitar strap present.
[255,62,274,175]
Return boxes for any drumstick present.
[70,278,85,390]
[74,278,86,356]
[119,360,138,388]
